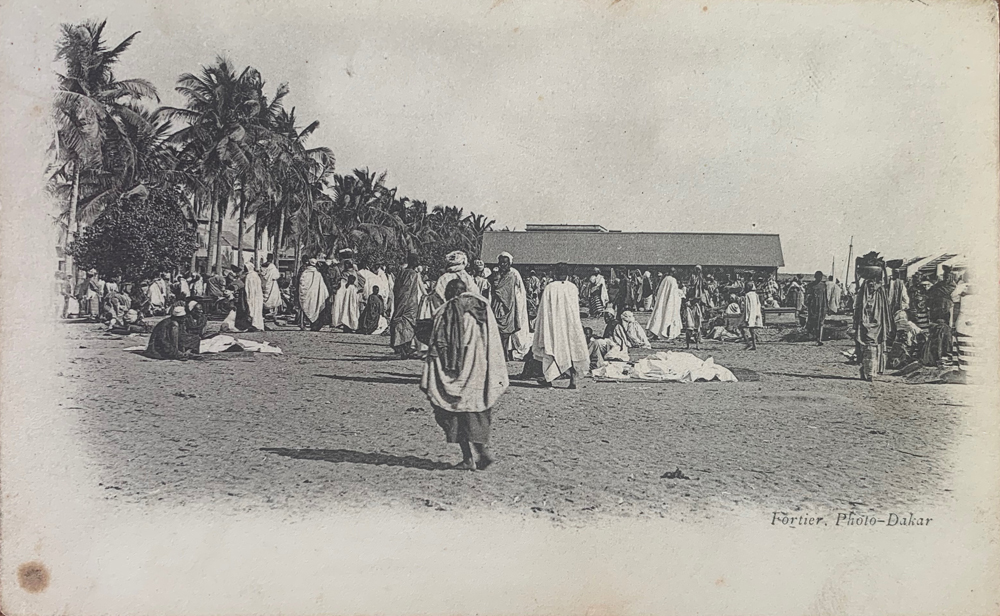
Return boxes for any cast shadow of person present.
[261,447,452,471]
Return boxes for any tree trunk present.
[276,208,285,267]
[253,214,261,268]
[237,189,245,268]
[190,195,199,273]
[207,196,218,275]
[294,227,302,274]
[65,164,80,281]
[215,196,229,274]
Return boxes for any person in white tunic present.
[298,258,330,330]
[646,268,683,341]
[243,261,265,331]
[740,282,764,351]
[531,262,590,388]
[330,273,361,331]
[434,251,480,304]
[260,256,283,312]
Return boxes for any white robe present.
[647,275,683,340]
[742,291,763,328]
[331,283,360,330]
[147,281,166,309]
[298,266,330,323]
[504,268,533,360]
[358,268,390,302]
[435,270,481,302]
[261,263,283,310]
[244,270,265,331]
[531,280,590,382]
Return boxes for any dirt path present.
[56,316,966,522]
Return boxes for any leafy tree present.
[69,185,198,283]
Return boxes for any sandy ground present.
[55,313,967,523]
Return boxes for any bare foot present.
[568,383,578,390]
[452,459,476,471]
[477,454,495,470]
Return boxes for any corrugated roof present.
[481,231,784,268]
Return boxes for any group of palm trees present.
[48,19,496,279]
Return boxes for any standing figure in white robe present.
[647,269,683,340]
[434,251,481,303]
[298,259,330,330]
[531,263,590,388]
[490,252,532,361]
[244,262,265,331]
[261,258,283,312]
[330,274,361,331]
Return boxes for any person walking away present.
[434,251,480,305]
[330,274,361,332]
[421,279,509,470]
[805,271,829,345]
[390,254,425,358]
[525,270,541,322]
[243,261,265,331]
[854,271,892,380]
[826,275,841,315]
[260,255,283,316]
[741,282,763,350]
[145,305,195,360]
[298,258,330,331]
[531,262,590,389]
[647,268,683,341]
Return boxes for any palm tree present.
[50,19,159,274]
[163,57,266,273]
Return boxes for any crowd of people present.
[55,248,970,467]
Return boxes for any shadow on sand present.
[261,447,452,471]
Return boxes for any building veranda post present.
[480,224,785,279]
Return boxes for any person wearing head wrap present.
[236,261,265,331]
[298,258,331,331]
[489,252,532,360]
[531,263,590,388]
[471,259,492,298]
[421,278,509,470]
[260,254,284,314]
[433,251,480,305]
[647,268,683,341]
[145,305,194,360]
[330,272,361,332]
[180,300,208,353]
[854,269,892,380]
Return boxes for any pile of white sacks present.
[592,351,737,383]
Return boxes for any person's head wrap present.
[171,305,187,317]
[88,268,97,275]
[187,300,198,311]
[307,258,318,266]
[445,251,468,272]
[482,267,492,278]
[620,311,636,324]
[498,252,513,263]
[125,309,139,323]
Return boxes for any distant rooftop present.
[524,224,610,233]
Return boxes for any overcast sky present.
[11,0,999,272]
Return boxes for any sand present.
[54,315,965,522]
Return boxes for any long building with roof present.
[480,224,784,277]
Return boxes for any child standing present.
[682,295,703,350]
[741,282,763,350]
